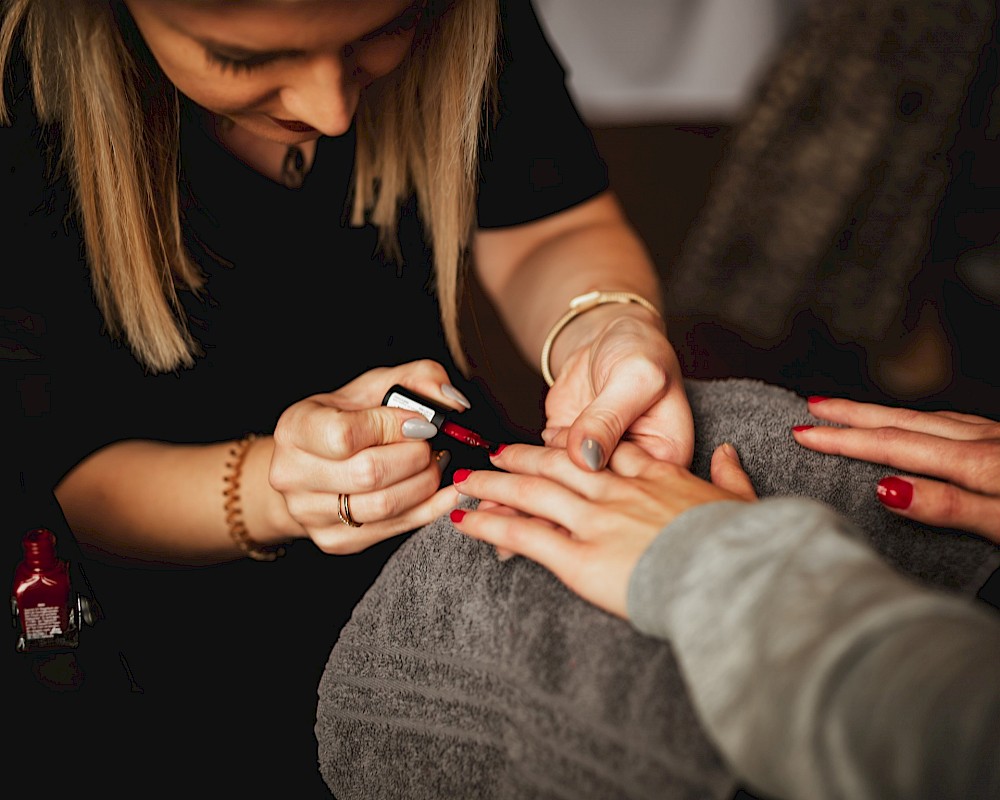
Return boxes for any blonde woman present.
[2,0,691,793]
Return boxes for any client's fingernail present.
[582,439,604,471]
[453,468,472,484]
[441,383,472,409]
[434,450,451,471]
[403,418,438,439]
[720,442,737,458]
[877,477,913,510]
[807,396,829,404]
[490,443,507,457]
[450,509,466,524]
[792,425,814,433]
[496,547,515,562]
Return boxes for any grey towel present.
[316,379,999,799]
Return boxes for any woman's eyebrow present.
[190,2,421,58]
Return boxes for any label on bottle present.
[384,390,435,421]
[24,603,63,639]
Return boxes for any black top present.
[2,0,607,793]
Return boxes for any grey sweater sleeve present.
[627,497,1000,800]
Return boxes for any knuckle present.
[267,461,292,493]
[347,451,381,492]
[935,482,965,522]
[324,415,356,459]
[586,407,627,441]
[368,491,397,520]
[871,427,909,450]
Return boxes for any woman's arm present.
[55,362,467,564]
[473,191,694,470]
[55,437,291,563]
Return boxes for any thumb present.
[710,443,758,500]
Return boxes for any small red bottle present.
[12,528,78,652]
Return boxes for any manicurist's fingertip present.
[582,438,604,471]
[441,383,472,409]
[402,418,438,439]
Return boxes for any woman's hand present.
[269,360,464,554]
[449,440,756,618]
[794,397,1000,543]
[544,309,694,471]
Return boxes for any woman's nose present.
[279,53,360,137]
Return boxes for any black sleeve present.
[476,0,610,228]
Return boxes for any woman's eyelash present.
[204,49,274,74]
[363,4,424,41]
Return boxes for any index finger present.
[792,424,998,495]
[808,397,995,440]
[286,401,437,460]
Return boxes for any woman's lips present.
[270,117,318,133]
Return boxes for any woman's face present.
[124,0,423,143]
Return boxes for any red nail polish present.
[489,443,507,457]
[877,477,913,509]
[13,528,77,653]
[452,468,472,484]
[807,396,829,404]
[792,425,814,433]
[450,509,466,523]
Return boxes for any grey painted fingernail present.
[403,418,438,439]
[582,439,604,471]
[441,383,472,409]
[434,450,452,471]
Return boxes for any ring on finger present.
[337,492,363,528]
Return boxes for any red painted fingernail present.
[807,396,829,404]
[452,468,472,484]
[490,443,507,457]
[450,509,466,523]
[877,477,913,510]
[792,425,814,433]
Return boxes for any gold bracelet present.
[540,290,662,387]
[223,434,285,562]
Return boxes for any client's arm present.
[451,442,1000,800]
[629,496,1000,800]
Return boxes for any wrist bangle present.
[223,434,285,562]
[540,290,662,387]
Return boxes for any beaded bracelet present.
[223,434,285,562]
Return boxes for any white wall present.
[533,0,812,124]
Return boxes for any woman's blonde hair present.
[0,0,499,374]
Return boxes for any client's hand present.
[448,441,756,618]
[794,397,1000,543]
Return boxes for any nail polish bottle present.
[12,528,79,653]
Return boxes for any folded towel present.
[316,378,999,799]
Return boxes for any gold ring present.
[337,493,362,528]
